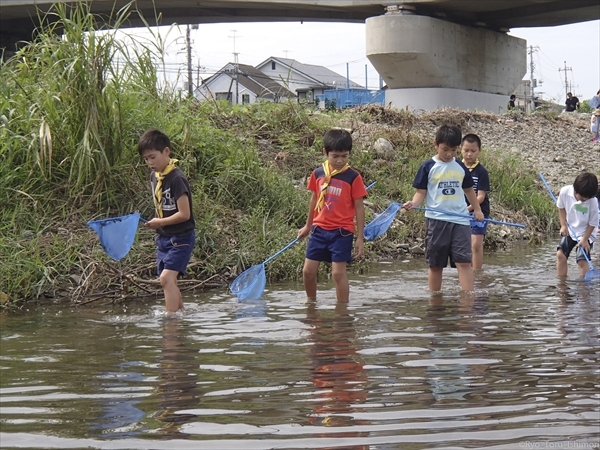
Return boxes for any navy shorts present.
[156,232,195,276]
[557,235,593,263]
[425,219,472,268]
[470,216,488,235]
[305,226,354,263]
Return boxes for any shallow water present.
[1,241,599,449]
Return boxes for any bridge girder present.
[1,0,599,51]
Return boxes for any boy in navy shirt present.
[461,134,490,270]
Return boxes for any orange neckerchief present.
[315,161,350,212]
[462,158,479,172]
[153,159,178,218]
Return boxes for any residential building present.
[195,62,294,104]
[255,57,363,102]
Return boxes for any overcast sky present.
[131,19,599,103]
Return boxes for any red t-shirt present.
[308,166,367,233]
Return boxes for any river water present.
[1,241,599,449]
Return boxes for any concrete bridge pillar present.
[366,12,527,112]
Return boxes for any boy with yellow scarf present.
[297,129,368,303]
[138,129,195,312]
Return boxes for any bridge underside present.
[1,0,598,110]
[1,0,598,49]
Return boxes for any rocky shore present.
[426,109,598,188]
[351,107,599,189]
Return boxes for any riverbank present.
[1,5,596,309]
[5,103,597,309]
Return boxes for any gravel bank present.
[411,109,599,188]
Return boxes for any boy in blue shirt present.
[403,125,483,292]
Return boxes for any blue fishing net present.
[584,269,600,282]
[87,212,141,261]
[364,202,401,241]
[230,264,267,301]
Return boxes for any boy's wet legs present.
[577,259,590,279]
[556,248,568,277]
[160,269,184,312]
[471,234,484,270]
[455,262,474,291]
[302,259,320,300]
[331,261,349,303]
[428,267,443,292]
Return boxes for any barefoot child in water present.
[403,125,484,292]
[138,130,195,312]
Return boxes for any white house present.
[255,57,363,102]
[195,62,294,104]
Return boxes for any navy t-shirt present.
[465,163,490,217]
[151,168,195,236]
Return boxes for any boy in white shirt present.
[556,172,599,279]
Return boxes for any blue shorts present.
[156,232,195,276]
[557,235,593,263]
[305,226,354,263]
[470,217,488,235]
[425,219,472,268]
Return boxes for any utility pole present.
[558,61,573,99]
[229,30,240,104]
[186,24,193,97]
[528,45,539,112]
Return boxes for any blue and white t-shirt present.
[413,157,474,225]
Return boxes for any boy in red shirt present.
[298,129,367,303]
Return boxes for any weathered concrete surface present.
[366,14,527,94]
[384,88,509,113]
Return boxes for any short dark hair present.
[138,129,171,155]
[573,172,598,199]
[435,125,462,147]
[323,129,352,153]
[462,133,481,149]
[510,94,516,99]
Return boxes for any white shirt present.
[557,185,599,243]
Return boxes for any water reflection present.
[1,242,599,449]
[155,318,199,438]
[424,293,494,405]
[305,301,369,450]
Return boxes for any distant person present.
[297,129,368,303]
[564,92,580,112]
[461,134,490,270]
[555,172,598,279]
[591,108,600,143]
[507,94,516,110]
[402,125,484,292]
[138,129,195,313]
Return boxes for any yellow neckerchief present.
[153,159,179,218]
[315,161,350,212]
[462,158,479,172]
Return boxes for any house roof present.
[256,57,364,89]
[234,63,295,98]
[198,63,294,99]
